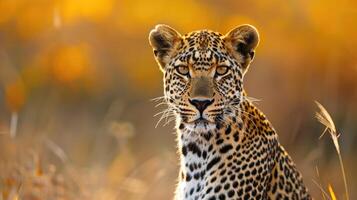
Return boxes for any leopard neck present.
[175,100,276,182]
[175,102,247,182]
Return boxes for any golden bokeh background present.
[0,0,356,199]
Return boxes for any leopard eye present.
[176,65,189,76]
[216,65,229,76]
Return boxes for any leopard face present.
[149,25,259,133]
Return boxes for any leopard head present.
[149,24,259,132]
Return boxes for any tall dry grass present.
[315,101,350,200]
[0,101,352,200]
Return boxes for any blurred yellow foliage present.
[62,0,114,23]
[0,0,18,24]
[21,63,49,90]
[0,0,356,117]
[51,45,92,84]
[114,0,215,33]
[5,80,26,112]
[15,2,53,40]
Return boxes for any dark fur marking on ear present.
[236,42,249,55]
[249,51,255,59]
[153,34,172,49]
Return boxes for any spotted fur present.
[149,24,312,200]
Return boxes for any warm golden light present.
[5,80,26,112]
[0,0,356,199]
[51,45,91,84]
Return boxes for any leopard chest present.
[176,127,276,200]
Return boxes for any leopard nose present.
[188,98,214,114]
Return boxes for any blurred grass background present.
[0,0,356,199]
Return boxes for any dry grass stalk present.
[315,101,349,200]
[315,166,328,200]
[312,179,332,200]
[328,184,337,200]
[9,112,18,139]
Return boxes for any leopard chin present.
[183,121,216,133]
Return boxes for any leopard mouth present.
[190,117,214,125]
[181,116,217,132]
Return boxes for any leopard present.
[149,24,312,200]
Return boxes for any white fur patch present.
[184,122,216,134]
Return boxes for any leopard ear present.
[224,24,259,74]
[149,24,182,71]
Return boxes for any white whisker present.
[150,96,166,102]
[155,101,169,107]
